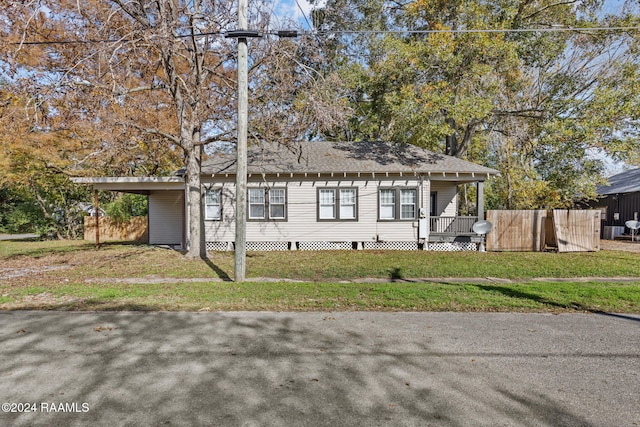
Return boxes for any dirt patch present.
[0,265,70,279]
[600,240,640,253]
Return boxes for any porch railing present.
[430,216,478,235]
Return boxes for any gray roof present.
[597,168,640,195]
[202,141,498,177]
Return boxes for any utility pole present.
[234,0,249,282]
[227,6,297,282]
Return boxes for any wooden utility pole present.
[234,0,249,282]
[228,7,294,281]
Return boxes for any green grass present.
[1,240,639,312]
[1,280,639,313]
[0,239,96,258]
[221,249,640,280]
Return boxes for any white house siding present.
[430,181,458,217]
[148,190,184,246]
[202,176,447,244]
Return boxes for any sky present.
[271,0,632,29]
[268,0,633,175]
[271,0,317,29]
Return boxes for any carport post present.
[94,189,100,249]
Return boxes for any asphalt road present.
[0,311,638,427]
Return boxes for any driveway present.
[0,311,638,426]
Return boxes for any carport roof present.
[71,177,185,193]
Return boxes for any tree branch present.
[126,123,181,146]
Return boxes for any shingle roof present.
[597,168,640,195]
[201,141,498,177]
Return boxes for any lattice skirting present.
[429,242,478,251]
[206,241,231,251]
[206,241,290,251]
[206,240,477,252]
[363,241,419,251]
[246,241,289,251]
[298,241,353,251]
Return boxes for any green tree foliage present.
[104,193,148,223]
[0,51,179,239]
[311,0,640,208]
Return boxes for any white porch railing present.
[430,216,478,235]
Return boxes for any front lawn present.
[1,240,639,312]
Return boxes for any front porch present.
[428,216,480,242]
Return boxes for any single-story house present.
[591,168,640,239]
[73,141,499,251]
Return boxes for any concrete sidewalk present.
[0,311,638,426]
[0,234,38,241]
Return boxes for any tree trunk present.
[445,117,459,157]
[184,139,206,259]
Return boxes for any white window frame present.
[248,188,287,221]
[248,188,266,220]
[319,189,336,220]
[400,189,417,220]
[317,187,358,221]
[339,188,357,220]
[269,188,286,220]
[378,187,418,221]
[205,188,222,221]
[379,188,396,220]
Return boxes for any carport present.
[71,177,186,248]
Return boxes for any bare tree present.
[2,0,350,258]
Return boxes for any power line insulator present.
[225,30,262,38]
[277,30,299,38]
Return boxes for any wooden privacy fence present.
[552,210,600,252]
[486,210,600,252]
[486,210,547,252]
[84,216,148,242]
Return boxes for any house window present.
[269,189,286,219]
[400,189,416,219]
[379,189,396,220]
[319,189,336,219]
[340,189,357,219]
[379,188,418,220]
[318,188,358,221]
[205,188,222,220]
[248,188,287,221]
[248,188,265,219]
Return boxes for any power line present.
[293,0,313,30]
[309,25,640,35]
[7,25,640,46]
[8,31,224,46]
[7,30,301,46]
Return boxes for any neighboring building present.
[592,168,640,239]
[73,141,499,251]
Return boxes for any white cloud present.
[272,0,324,28]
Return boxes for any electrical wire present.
[7,30,224,46]
[293,0,313,30]
[7,25,640,46]
[309,25,640,35]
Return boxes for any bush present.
[104,193,148,223]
